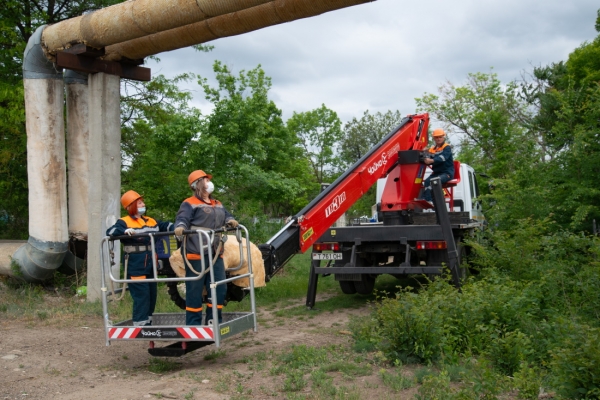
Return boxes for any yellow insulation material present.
[103,0,371,61]
[222,236,266,288]
[169,235,266,288]
[41,0,272,55]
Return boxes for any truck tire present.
[339,280,357,294]
[354,275,376,295]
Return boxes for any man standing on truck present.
[421,128,454,202]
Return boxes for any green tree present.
[192,62,314,218]
[0,83,27,238]
[416,71,534,179]
[519,14,600,231]
[287,104,343,185]
[338,109,403,169]
[120,73,204,220]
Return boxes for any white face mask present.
[206,181,214,194]
[138,207,146,215]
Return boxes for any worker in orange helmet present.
[421,128,454,202]
[174,170,238,326]
[106,190,174,326]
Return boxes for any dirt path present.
[0,297,384,400]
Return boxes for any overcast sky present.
[147,0,599,127]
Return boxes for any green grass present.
[147,358,181,373]
[379,369,415,391]
[0,277,104,324]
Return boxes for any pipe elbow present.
[12,237,68,282]
[23,25,62,80]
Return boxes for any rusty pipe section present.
[103,0,372,61]
[41,0,273,59]
[8,25,69,282]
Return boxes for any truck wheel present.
[339,280,357,294]
[354,275,376,295]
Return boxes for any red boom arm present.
[295,113,429,252]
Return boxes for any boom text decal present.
[325,192,347,218]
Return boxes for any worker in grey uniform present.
[174,170,238,326]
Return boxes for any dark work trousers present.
[127,266,157,326]
[423,172,452,201]
[185,256,226,325]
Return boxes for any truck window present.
[468,171,475,201]
[473,173,480,198]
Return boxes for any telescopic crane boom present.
[260,113,430,280]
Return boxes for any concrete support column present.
[63,71,90,274]
[66,71,90,241]
[86,72,121,302]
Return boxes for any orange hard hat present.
[121,190,142,209]
[433,128,446,137]
[188,170,212,186]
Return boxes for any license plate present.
[312,253,342,260]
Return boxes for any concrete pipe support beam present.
[86,72,122,302]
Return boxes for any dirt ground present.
[0,294,411,400]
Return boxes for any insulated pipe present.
[61,69,90,274]
[103,0,372,61]
[11,25,69,282]
[41,0,273,58]
[65,69,90,242]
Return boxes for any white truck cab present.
[375,162,485,225]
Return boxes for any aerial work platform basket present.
[100,226,257,357]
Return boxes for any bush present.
[351,274,542,366]
[548,318,600,399]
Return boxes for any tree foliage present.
[120,73,203,220]
[338,109,403,170]
[287,104,343,185]
[0,83,27,238]
[123,63,315,221]
[416,71,534,179]
[196,61,314,217]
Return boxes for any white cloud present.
[147,0,599,124]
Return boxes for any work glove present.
[124,228,135,236]
[174,226,185,239]
[226,219,239,228]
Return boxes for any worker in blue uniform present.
[174,170,238,326]
[106,190,173,326]
[422,128,454,202]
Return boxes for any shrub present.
[548,318,600,399]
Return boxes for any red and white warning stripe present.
[108,327,141,339]
[177,327,214,339]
